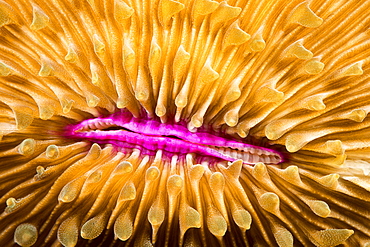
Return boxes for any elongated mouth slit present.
[64,111,284,165]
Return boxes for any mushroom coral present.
[0,0,370,246]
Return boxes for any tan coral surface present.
[1,0,370,246]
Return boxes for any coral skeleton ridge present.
[0,0,370,246]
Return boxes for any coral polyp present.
[0,0,370,246]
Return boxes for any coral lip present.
[64,111,284,165]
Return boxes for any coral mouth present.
[64,111,285,165]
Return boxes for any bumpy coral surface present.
[0,0,370,246]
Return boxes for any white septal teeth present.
[242,152,250,162]
[263,155,271,164]
[212,145,280,165]
[219,147,227,155]
[242,147,263,156]
[272,155,281,163]
[236,151,243,160]
[249,154,258,163]
[255,148,263,155]
[231,149,238,159]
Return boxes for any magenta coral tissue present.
[65,110,285,165]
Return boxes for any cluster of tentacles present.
[1,0,370,246]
